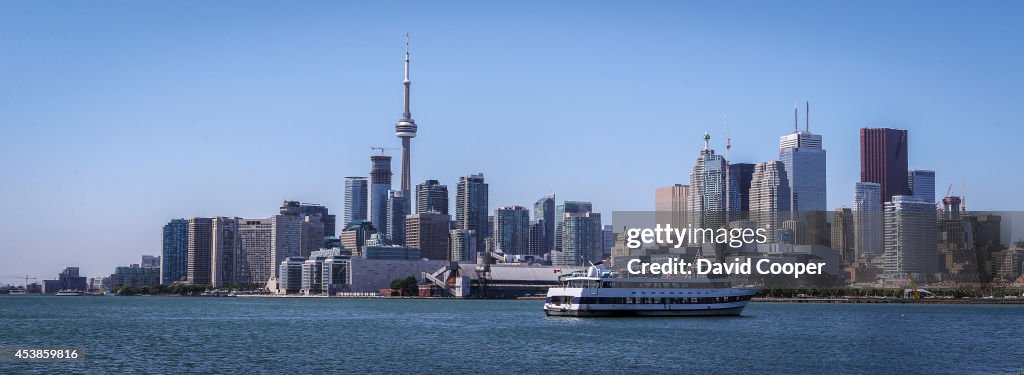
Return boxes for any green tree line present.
[115,283,265,296]
[389,276,418,296]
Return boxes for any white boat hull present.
[545,305,747,317]
[544,286,758,317]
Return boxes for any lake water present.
[0,296,1021,374]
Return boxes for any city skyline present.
[3,1,1024,279]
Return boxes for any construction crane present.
[939,183,954,209]
[908,275,919,299]
[0,275,38,287]
[370,146,399,155]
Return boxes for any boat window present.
[555,295,753,305]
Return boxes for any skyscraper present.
[854,182,883,258]
[395,33,417,193]
[416,179,449,215]
[406,212,451,260]
[387,189,411,246]
[528,219,546,257]
[141,255,160,268]
[161,218,189,285]
[494,205,530,255]
[655,184,689,236]
[883,196,939,279]
[729,163,755,218]
[860,128,909,205]
[271,210,302,280]
[688,133,730,231]
[779,103,826,212]
[450,229,477,262]
[907,170,936,204]
[936,197,974,278]
[749,161,791,243]
[300,215,325,258]
[555,201,593,252]
[298,203,335,239]
[602,225,614,260]
[487,215,494,246]
[974,214,1002,248]
[560,212,602,266]
[211,217,240,288]
[370,155,393,235]
[456,173,489,255]
[278,201,329,258]
[533,194,555,253]
[238,218,273,286]
[344,176,369,227]
[186,217,213,285]
[832,208,855,264]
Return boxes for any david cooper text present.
[627,258,826,278]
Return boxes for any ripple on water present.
[0,296,1022,374]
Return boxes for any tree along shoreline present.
[115,283,264,296]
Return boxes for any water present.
[1,296,1022,374]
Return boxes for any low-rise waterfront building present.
[110,264,160,289]
[41,267,88,294]
[301,257,324,295]
[322,255,352,295]
[277,257,306,294]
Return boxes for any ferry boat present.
[55,289,83,296]
[8,289,28,295]
[544,263,757,317]
[199,290,237,297]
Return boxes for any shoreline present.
[9,294,1024,305]
[753,297,1024,304]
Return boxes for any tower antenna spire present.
[725,113,731,151]
[793,102,798,132]
[395,32,418,193]
[725,113,731,223]
[805,101,810,132]
[402,32,411,120]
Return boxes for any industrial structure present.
[420,253,573,298]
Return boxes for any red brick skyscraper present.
[859,128,909,207]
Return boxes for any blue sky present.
[1,1,1022,280]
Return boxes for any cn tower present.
[395,33,417,193]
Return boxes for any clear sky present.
[1,1,1022,281]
